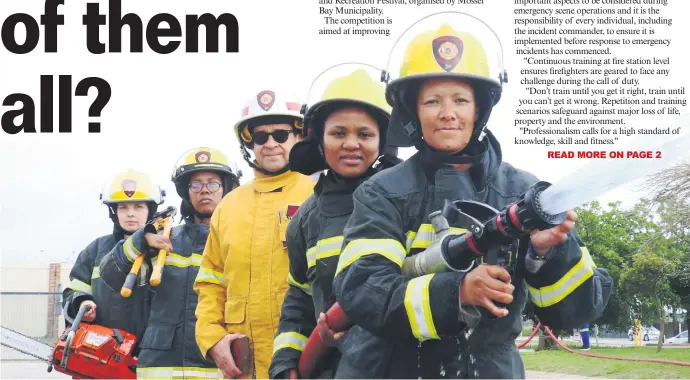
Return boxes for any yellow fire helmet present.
[171,147,241,199]
[290,63,394,175]
[382,11,507,147]
[100,169,165,205]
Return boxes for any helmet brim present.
[385,73,502,106]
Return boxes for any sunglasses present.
[252,130,291,145]
[189,181,222,193]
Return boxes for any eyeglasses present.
[189,181,222,193]
[252,130,291,145]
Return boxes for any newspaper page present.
[1,0,689,377]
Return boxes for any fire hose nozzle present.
[402,211,475,277]
[512,181,567,232]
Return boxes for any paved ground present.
[1,360,70,379]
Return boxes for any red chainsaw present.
[1,302,138,378]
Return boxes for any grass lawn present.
[521,347,690,379]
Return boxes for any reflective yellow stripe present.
[136,366,223,379]
[165,253,202,268]
[272,332,308,356]
[68,279,92,295]
[91,266,100,280]
[581,247,597,268]
[306,236,344,268]
[335,238,406,276]
[404,274,439,341]
[124,237,142,262]
[287,273,312,296]
[195,267,225,286]
[527,255,594,307]
[405,224,467,253]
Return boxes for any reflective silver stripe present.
[68,279,92,295]
[165,253,202,268]
[124,237,141,262]
[307,236,344,268]
[406,224,467,252]
[195,267,225,286]
[527,256,594,307]
[335,239,406,276]
[272,332,308,356]
[404,274,439,341]
[91,266,100,280]
[306,245,318,269]
[287,273,312,295]
[581,247,597,268]
[136,366,223,378]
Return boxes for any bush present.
[522,327,536,336]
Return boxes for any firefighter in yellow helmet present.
[194,90,315,379]
[268,63,401,379]
[99,148,241,378]
[62,169,164,357]
[331,12,613,378]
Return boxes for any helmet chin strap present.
[241,145,290,177]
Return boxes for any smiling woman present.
[322,108,381,177]
[416,79,478,154]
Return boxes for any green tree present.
[620,243,679,352]
[575,200,655,331]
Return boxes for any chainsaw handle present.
[121,255,144,297]
[150,218,172,286]
[70,302,92,332]
[62,301,93,327]
[60,303,90,370]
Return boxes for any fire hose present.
[517,322,542,349]
[298,181,569,377]
[516,322,690,367]
[540,325,690,367]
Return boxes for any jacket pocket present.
[140,323,175,350]
[224,298,246,324]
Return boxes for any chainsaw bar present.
[1,326,53,362]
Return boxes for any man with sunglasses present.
[99,147,241,378]
[194,90,315,379]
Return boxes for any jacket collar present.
[417,129,502,191]
[252,169,304,193]
[315,171,364,217]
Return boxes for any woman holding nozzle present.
[331,12,613,379]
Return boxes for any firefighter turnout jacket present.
[99,219,222,378]
[332,131,613,378]
[194,170,315,379]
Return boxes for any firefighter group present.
[62,12,613,380]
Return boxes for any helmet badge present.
[195,150,211,163]
[432,36,464,72]
[257,90,275,111]
[121,179,137,198]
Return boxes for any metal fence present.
[1,292,63,342]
